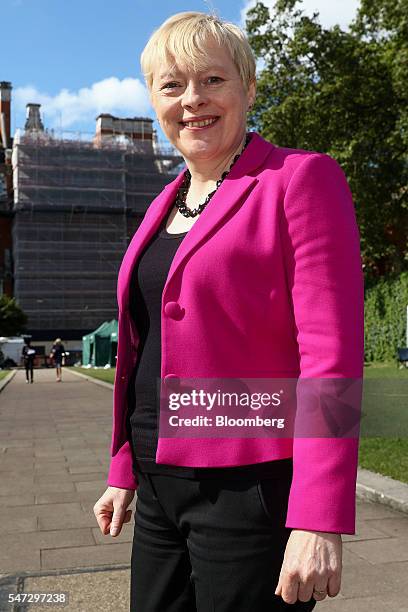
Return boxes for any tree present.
[0,295,27,336]
[245,0,407,282]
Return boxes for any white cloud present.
[14,77,151,130]
[240,0,360,32]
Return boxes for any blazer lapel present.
[118,132,273,312]
[163,133,273,293]
[162,173,258,297]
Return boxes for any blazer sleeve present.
[107,440,138,490]
[279,153,364,534]
[106,307,139,491]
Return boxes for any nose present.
[181,80,207,111]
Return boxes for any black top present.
[22,345,36,362]
[51,344,65,361]
[126,204,293,480]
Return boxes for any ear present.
[248,79,257,107]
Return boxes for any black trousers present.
[25,360,33,382]
[130,468,317,611]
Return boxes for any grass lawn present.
[69,362,408,483]
[363,361,408,379]
[358,438,408,483]
[0,370,10,382]
[360,361,408,483]
[70,367,115,385]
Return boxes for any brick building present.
[3,82,182,343]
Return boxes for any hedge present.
[364,272,408,362]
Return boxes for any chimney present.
[94,113,153,147]
[0,81,12,148]
[25,103,44,132]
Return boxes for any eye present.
[161,82,179,90]
[207,76,223,84]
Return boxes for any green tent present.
[82,319,118,367]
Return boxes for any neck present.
[185,132,247,194]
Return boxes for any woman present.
[22,339,36,384]
[49,338,66,382]
[93,12,364,611]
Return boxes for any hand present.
[275,529,342,604]
[93,486,135,537]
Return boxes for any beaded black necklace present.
[175,132,252,218]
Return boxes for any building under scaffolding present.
[11,105,183,339]
[0,81,13,297]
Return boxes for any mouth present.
[179,116,220,130]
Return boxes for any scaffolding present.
[11,127,183,334]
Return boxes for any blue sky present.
[1,0,359,143]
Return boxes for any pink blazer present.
[107,131,364,534]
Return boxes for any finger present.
[94,508,113,535]
[327,572,341,597]
[110,505,127,536]
[311,583,328,601]
[274,564,286,596]
[122,509,132,524]
[280,576,300,605]
[298,581,315,602]
[100,513,113,535]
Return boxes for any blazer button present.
[164,373,180,389]
[164,301,183,320]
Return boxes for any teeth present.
[184,117,218,128]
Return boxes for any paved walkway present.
[0,368,407,611]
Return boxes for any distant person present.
[22,339,36,384]
[49,338,66,382]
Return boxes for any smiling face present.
[150,38,256,166]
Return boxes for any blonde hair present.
[141,11,256,93]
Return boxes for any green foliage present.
[0,295,27,336]
[364,272,408,361]
[245,0,408,282]
[359,438,408,483]
[72,367,115,385]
